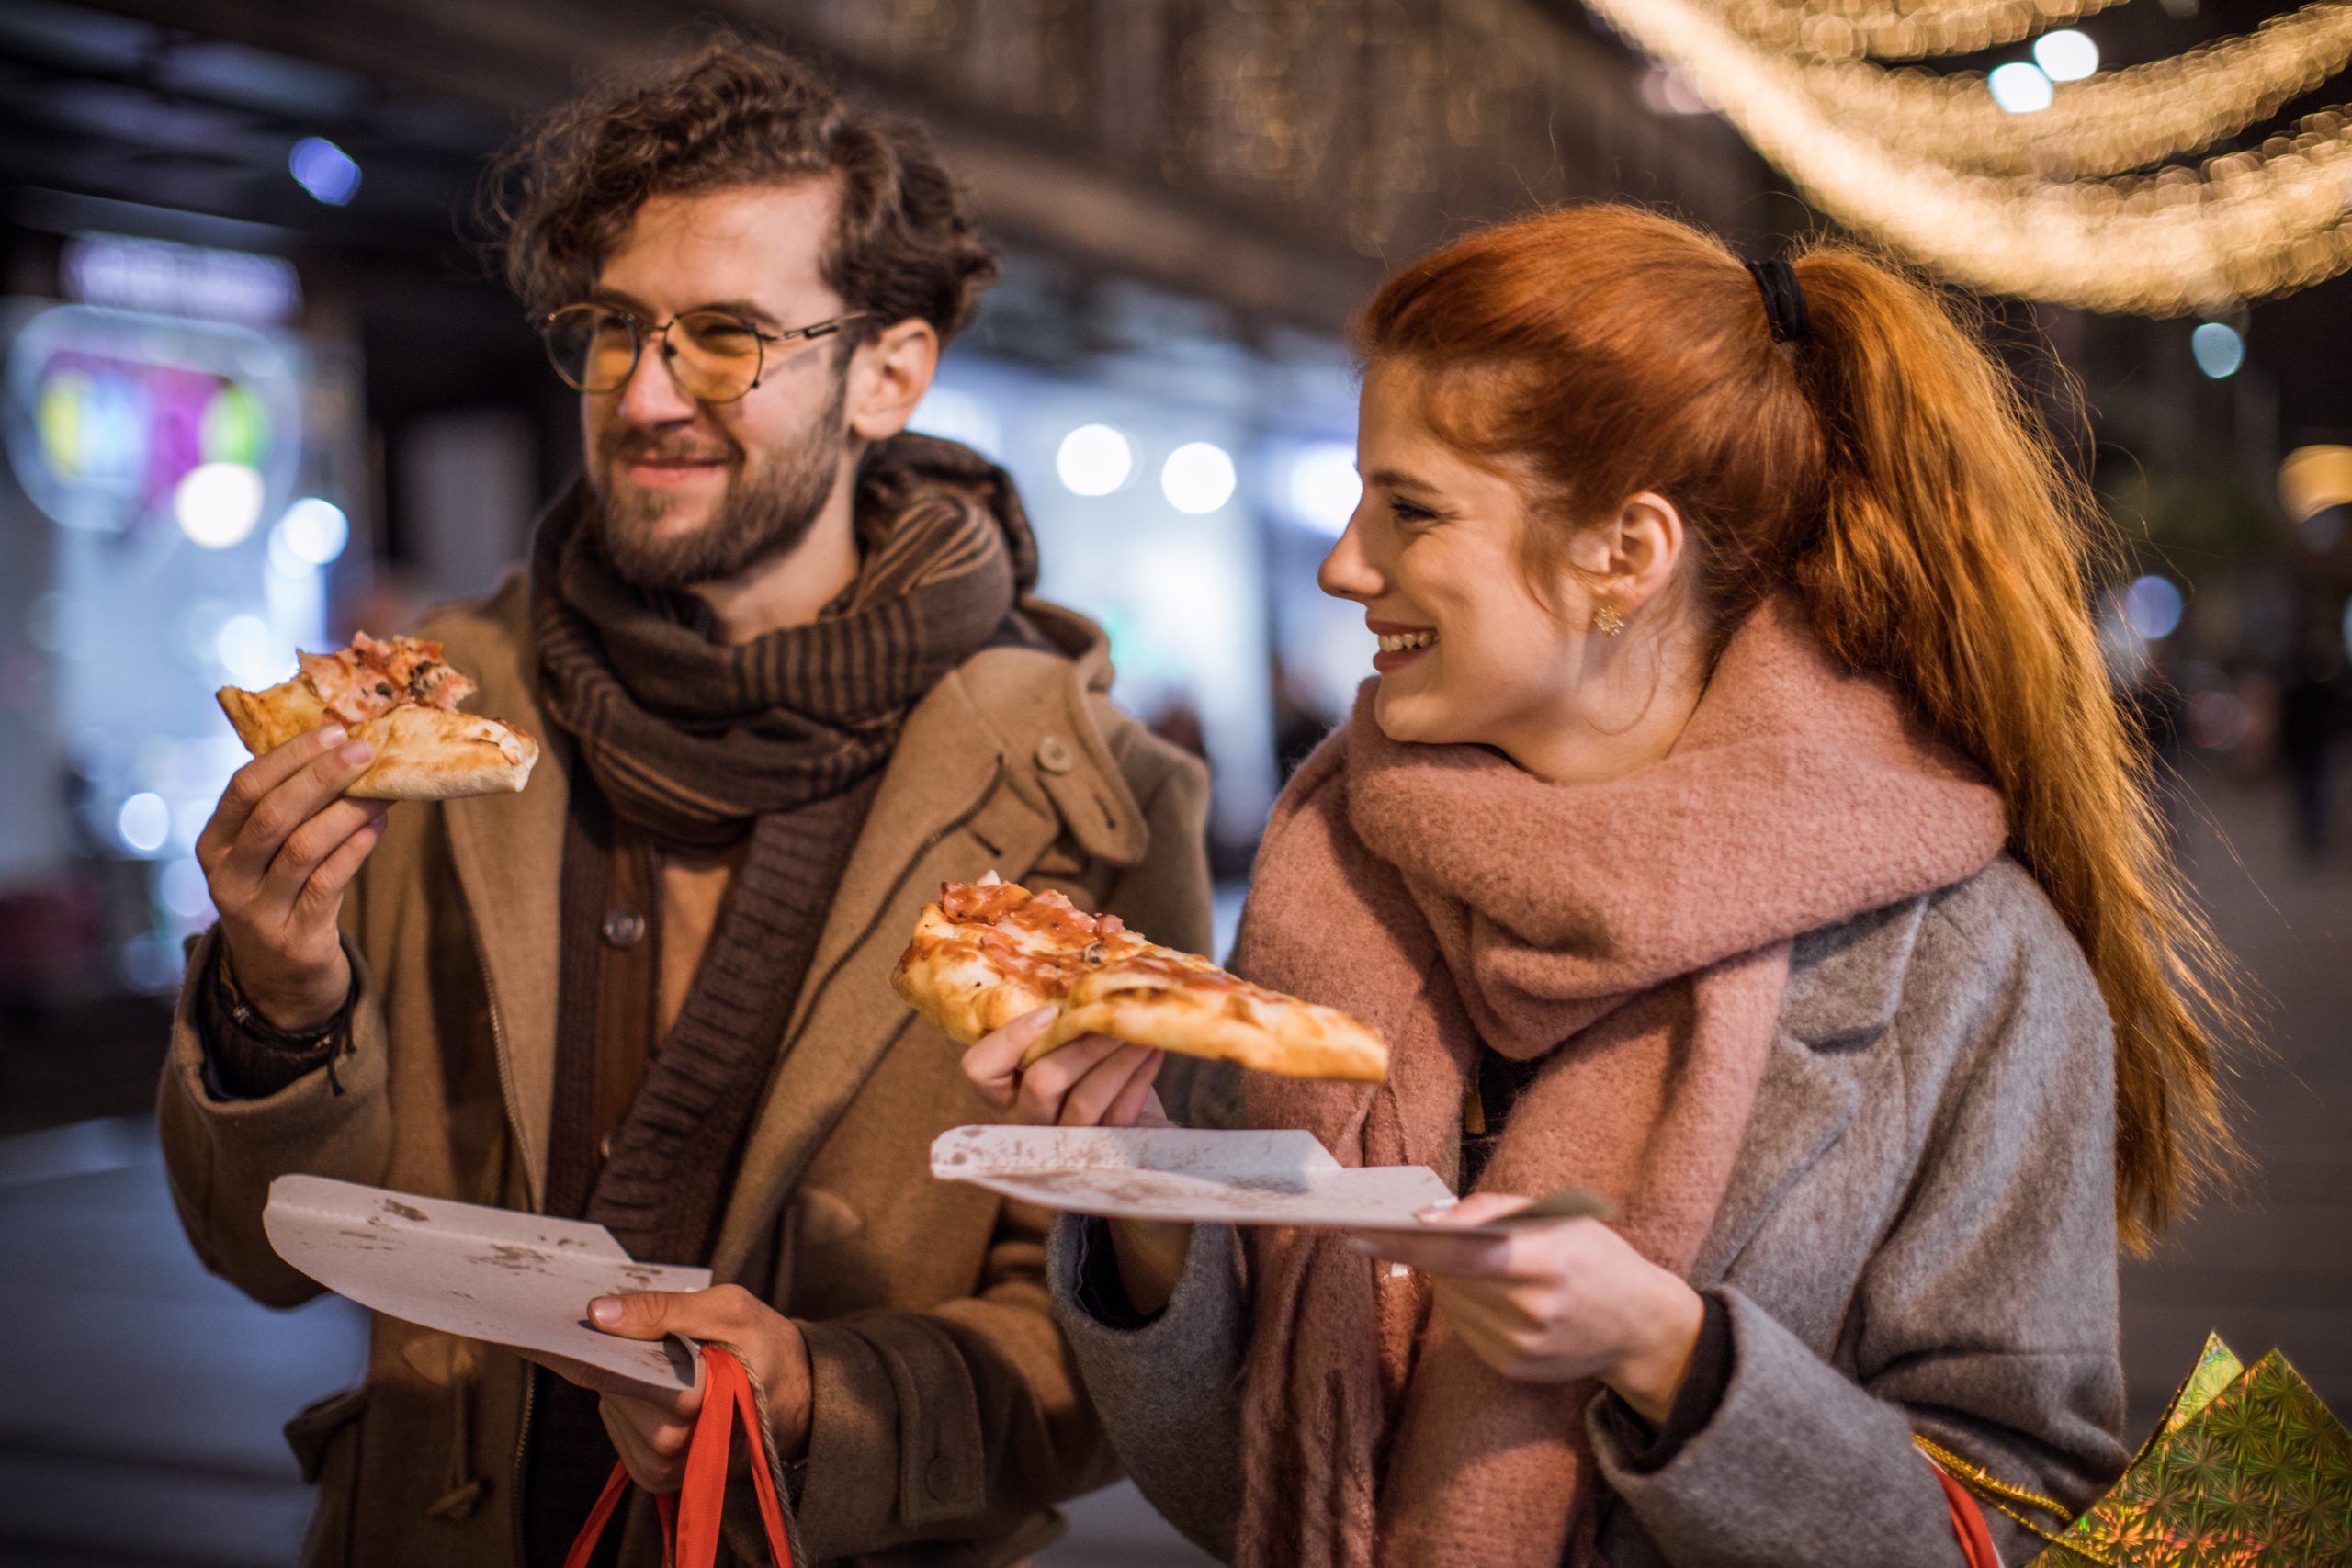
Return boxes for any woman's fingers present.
[1105,1052,1167,1128]
[960,1006,1060,1109]
[1056,1044,1163,1127]
[1006,1032,1125,1124]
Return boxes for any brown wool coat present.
[157,574,1213,1568]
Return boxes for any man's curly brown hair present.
[486,38,998,345]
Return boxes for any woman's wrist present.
[1602,1269,1706,1427]
[1108,1218,1193,1317]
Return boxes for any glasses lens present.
[668,311,764,401]
[545,305,639,392]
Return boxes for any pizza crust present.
[891,887,1388,1083]
[215,676,539,801]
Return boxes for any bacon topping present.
[298,632,478,727]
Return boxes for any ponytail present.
[1789,244,2242,1248]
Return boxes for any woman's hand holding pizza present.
[1355,1193,1706,1425]
[196,724,390,1029]
[961,1007,1191,1315]
[961,1004,1170,1130]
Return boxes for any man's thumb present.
[589,1290,675,1339]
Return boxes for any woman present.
[964,206,2239,1568]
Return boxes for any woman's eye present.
[1389,498,1438,525]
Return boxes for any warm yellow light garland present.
[1779,1,2352,178]
[1707,0,2132,62]
[1587,0,2352,312]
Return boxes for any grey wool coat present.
[1052,856,2132,1567]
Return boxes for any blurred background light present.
[1056,423,1135,496]
[277,497,350,565]
[214,614,284,687]
[2191,321,2245,379]
[2031,29,2101,83]
[288,137,361,205]
[2278,446,2352,524]
[1161,441,1237,514]
[907,386,1003,461]
[1283,443,1362,536]
[173,462,264,548]
[116,792,169,856]
[158,857,214,920]
[1638,66,1712,116]
[1986,62,2054,115]
[2123,574,2186,640]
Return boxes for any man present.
[160,39,1210,1568]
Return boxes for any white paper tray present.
[931,1125,1593,1235]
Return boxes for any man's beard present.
[588,368,849,592]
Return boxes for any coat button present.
[1035,736,1075,774]
[602,909,646,949]
[925,1455,956,1498]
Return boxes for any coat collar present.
[1690,896,1928,1284]
[422,575,1145,1242]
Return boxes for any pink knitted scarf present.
[1230,597,2007,1568]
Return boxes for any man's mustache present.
[598,432,740,466]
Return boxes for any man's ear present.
[846,319,939,442]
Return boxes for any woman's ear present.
[846,318,940,442]
[1594,491,1686,617]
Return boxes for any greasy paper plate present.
[931,1125,1608,1234]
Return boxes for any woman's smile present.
[1369,617,1439,671]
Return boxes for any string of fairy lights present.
[1585,0,2352,313]
[1710,0,2136,62]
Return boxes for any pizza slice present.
[217,631,539,800]
[892,874,1388,1082]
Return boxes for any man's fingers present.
[200,726,347,863]
[960,1005,1059,1107]
[254,799,387,921]
[294,807,388,916]
[599,1398,691,1493]
[225,738,377,880]
[1352,1227,1521,1279]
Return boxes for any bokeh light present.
[277,497,350,565]
[116,792,169,856]
[1283,443,1361,536]
[2031,30,2100,84]
[174,462,265,548]
[1161,441,1237,514]
[288,137,361,205]
[2123,575,2185,641]
[1057,424,1135,496]
[1986,62,2053,115]
[2191,322,2245,379]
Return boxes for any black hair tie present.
[1747,258,1810,344]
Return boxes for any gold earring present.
[1592,601,1626,637]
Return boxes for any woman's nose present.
[1317,512,1385,602]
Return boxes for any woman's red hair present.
[1356,204,2241,1250]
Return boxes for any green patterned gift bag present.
[1933,1334,2352,1565]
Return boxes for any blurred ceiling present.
[0,0,2342,439]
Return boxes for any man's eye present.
[686,319,757,345]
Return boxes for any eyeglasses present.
[540,303,866,403]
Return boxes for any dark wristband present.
[198,939,356,1099]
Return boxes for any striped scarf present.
[531,434,1044,846]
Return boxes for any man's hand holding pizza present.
[196,724,388,1030]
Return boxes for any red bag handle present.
[563,1344,795,1568]
[1928,1460,2003,1568]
